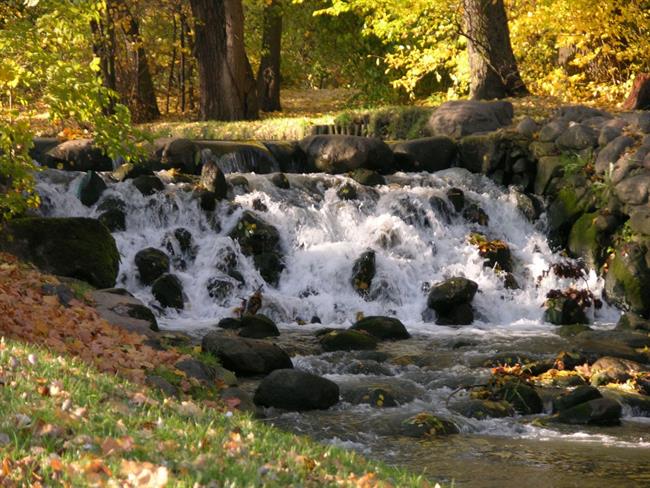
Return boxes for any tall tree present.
[115,0,160,122]
[462,0,528,99]
[188,0,258,120]
[90,1,117,98]
[256,0,282,112]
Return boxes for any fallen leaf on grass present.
[120,460,168,488]
[100,436,134,456]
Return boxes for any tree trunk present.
[462,0,528,100]
[116,1,160,122]
[189,0,258,120]
[90,0,117,112]
[256,0,282,112]
[622,73,650,110]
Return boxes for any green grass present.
[142,116,336,141]
[0,337,432,487]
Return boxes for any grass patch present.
[0,337,434,487]
[142,116,336,141]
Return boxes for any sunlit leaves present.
[0,0,148,221]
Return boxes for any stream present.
[35,166,650,487]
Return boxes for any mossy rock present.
[616,312,650,332]
[349,316,410,340]
[98,209,126,232]
[238,314,280,339]
[468,233,513,272]
[123,303,159,331]
[337,182,358,200]
[0,217,119,289]
[400,412,459,438]
[228,211,284,286]
[556,324,592,338]
[427,277,478,313]
[349,168,385,187]
[546,183,590,248]
[347,387,398,408]
[451,399,514,419]
[135,248,170,286]
[151,273,184,310]
[132,175,165,196]
[552,385,602,413]
[544,296,589,325]
[553,397,621,426]
[270,172,290,189]
[229,211,281,256]
[604,242,650,318]
[568,212,608,269]
[493,378,543,415]
[319,329,378,351]
[350,250,376,299]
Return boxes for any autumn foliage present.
[0,253,182,384]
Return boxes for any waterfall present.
[35,167,618,335]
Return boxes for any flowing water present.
[36,167,650,487]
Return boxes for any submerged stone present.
[254,369,339,411]
[349,316,410,340]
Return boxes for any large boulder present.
[614,173,650,206]
[428,100,513,138]
[426,277,478,325]
[567,212,609,269]
[391,136,457,172]
[299,135,394,174]
[552,385,602,413]
[493,378,543,415]
[199,160,227,200]
[254,369,339,411]
[590,356,647,385]
[319,329,378,351]
[594,135,636,174]
[349,316,410,340]
[30,137,60,165]
[201,333,292,376]
[76,171,107,207]
[556,105,610,123]
[263,141,308,173]
[0,217,119,288]
[92,289,159,334]
[604,242,650,317]
[451,399,514,419]
[238,314,280,339]
[132,175,164,196]
[98,209,126,232]
[228,211,284,286]
[155,138,199,174]
[400,412,459,437]
[555,397,622,425]
[151,273,184,309]
[45,139,113,171]
[544,295,589,325]
[555,124,598,151]
[134,248,170,286]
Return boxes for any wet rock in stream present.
[254,369,339,411]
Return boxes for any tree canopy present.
[1,0,649,216]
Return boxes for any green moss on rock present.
[0,217,119,288]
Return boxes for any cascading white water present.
[35,167,619,334]
[35,167,650,488]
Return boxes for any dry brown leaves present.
[0,253,181,384]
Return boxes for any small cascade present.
[35,167,618,334]
[33,166,650,488]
